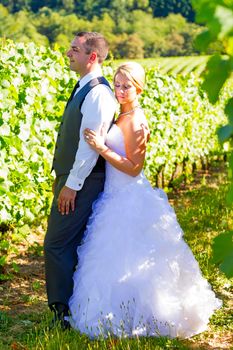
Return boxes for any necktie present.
[66,80,80,107]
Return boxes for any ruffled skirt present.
[69,176,222,338]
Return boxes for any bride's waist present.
[104,165,146,191]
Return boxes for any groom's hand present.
[58,186,77,215]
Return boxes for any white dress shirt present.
[65,67,117,191]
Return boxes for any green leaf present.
[193,1,215,24]
[218,124,233,142]
[228,152,233,172]
[220,252,233,278]
[0,185,7,195]
[215,5,233,39]
[224,97,233,124]
[201,54,232,103]
[226,182,233,204]
[0,255,7,266]
[12,262,19,273]
[212,231,233,278]
[194,30,213,51]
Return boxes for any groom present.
[44,32,116,328]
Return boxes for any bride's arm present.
[84,117,149,177]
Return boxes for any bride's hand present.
[84,128,106,153]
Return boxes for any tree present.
[32,7,62,43]
[30,0,58,12]
[0,5,48,45]
[114,33,144,58]
[150,0,195,21]
[90,13,116,40]
[130,13,201,57]
[60,0,75,12]
[72,0,110,19]
[4,0,32,12]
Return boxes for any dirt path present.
[0,228,47,317]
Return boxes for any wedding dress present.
[69,123,222,338]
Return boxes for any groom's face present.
[66,36,92,77]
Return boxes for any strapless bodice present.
[104,124,147,193]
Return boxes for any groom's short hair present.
[75,31,109,64]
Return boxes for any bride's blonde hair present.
[114,62,145,93]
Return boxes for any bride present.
[68,62,222,338]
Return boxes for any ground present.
[0,163,232,350]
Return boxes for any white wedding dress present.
[69,124,222,338]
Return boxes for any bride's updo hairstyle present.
[114,62,145,93]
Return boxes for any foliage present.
[0,40,76,227]
[2,0,192,21]
[192,0,233,277]
[212,231,233,278]
[112,33,145,59]
[150,0,195,21]
[193,1,233,108]
[143,70,229,187]
[0,5,48,46]
[125,12,203,58]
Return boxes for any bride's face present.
[114,73,138,105]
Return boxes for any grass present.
[0,162,232,349]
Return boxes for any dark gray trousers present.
[44,172,105,307]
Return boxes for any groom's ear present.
[89,52,98,63]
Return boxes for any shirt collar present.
[79,67,103,88]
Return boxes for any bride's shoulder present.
[116,108,149,135]
[130,109,150,141]
[135,108,148,125]
[127,109,149,132]
[120,111,149,143]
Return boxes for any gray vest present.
[52,77,111,177]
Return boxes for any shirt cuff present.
[65,174,84,191]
